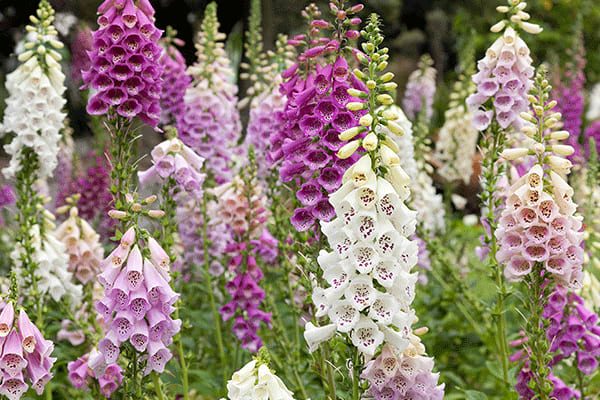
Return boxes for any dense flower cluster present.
[402,55,436,122]
[495,165,583,287]
[0,10,66,180]
[226,359,295,400]
[271,56,367,232]
[0,303,56,399]
[138,138,206,201]
[467,1,541,131]
[435,65,478,184]
[177,3,241,183]
[306,155,419,356]
[55,206,104,285]
[362,344,444,400]
[68,350,124,398]
[95,226,180,375]
[213,177,274,352]
[82,0,164,128]
[159,40,191,125]
[515,361,580,400]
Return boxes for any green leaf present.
[465,390,488,400]
[485,360,504,382]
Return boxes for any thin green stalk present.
[352,349,360,400]
[152,372,165,400]
[322,343,337,400]
[200,193,227,389]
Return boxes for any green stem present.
[322,343,337,400]
[201,194,227,389]
[152,372,165,400]
[352,349,360,400]
[576,359,585,399]
[108,115,135,231]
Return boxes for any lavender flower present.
[67,350,124,397]
[402,54,436,122]
[159,32,191,126]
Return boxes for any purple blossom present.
[402,55,436,122]
[70,26,93,84]
[67,351,123,397]
[82,0,164,128]
[159,43,191,126]
[269,56,365,232]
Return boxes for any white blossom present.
[226,360,295,400]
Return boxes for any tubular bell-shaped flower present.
[466,0,541,131]
[226,356,295,400]
[81,0,164,128]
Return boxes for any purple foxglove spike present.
[130,319,149,352]
[0,303,14,337]
[219,301,237,321]
[125,245,143,290]
[16,311,35,354]
[111,309,135,341]
[1,330,27,377]
[98,331,120,364]
[0,371,28,400]
[146,340,170,374]
[129,286,150,320]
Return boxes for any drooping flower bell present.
[67,349,124,398]
[0,302,56,399]
[226,358,295,400]
[82,0,164,128]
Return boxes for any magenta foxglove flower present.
[82,0,164,128]
[0,303,55,399]
[270,55,366,232]
[95,226,180,375]
[67,350,123,397]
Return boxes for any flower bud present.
[383,136,399,153]
[490,20,506,33]
[148,210,165,218]
[366,80,377,89]
[17,51,34,62]
[376,94,393,105]
[550,130,569,141]
[353,68,367,80]
[362,132,378,151]
[381,82,397,91]
[521,125,536,138]
[346,102,367,111]
[382,109,398,120]
[548,155,572,175]
[347,88,367,98]
[108,210,128,219]
[380,72,394,82]
[337,140,360,159]
[132,203,142,212]
[339,126,364,141]
[143,195,157,205]
[551,144,574,156]
[520,21,542,34]
[359,114,373,127]
[500,148,529,161]
[496,5,509,12]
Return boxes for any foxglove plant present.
[214,151,275,353]
[269,2,365,232]
[94,194,180,396]
[498,67,583,399]
[467,0,541,131]
[402,54,436,123]
[0,0,66,181]
[159,27,191,126]
[70,25,93,84]
[82,0,163,128]
[435,59,479,184]
[305,15,443,399]
[177,2,241,183]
